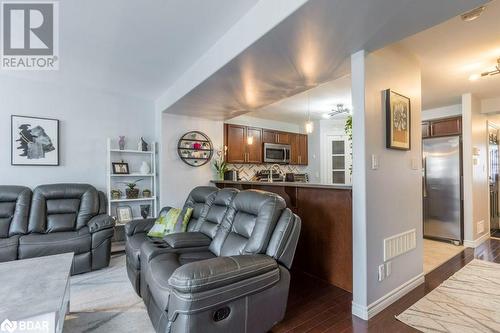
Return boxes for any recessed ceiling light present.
[461,6,486,22]
[469,73,480,81]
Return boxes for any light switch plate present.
[371,154,379,170]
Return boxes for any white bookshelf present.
[106,138,158,223]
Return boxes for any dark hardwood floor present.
[272,238,500,333]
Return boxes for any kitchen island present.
[212,180,352,292]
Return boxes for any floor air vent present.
[384,229,416,261]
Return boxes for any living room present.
[1,1,499,333]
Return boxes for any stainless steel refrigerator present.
[423,136,463,243]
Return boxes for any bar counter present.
[212,180,353,292]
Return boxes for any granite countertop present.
[211,180,352,190]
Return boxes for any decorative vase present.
[140,161,150,174]
[142,189,152,198]
[118,136,125,150]
[110,189,122,200]
[140,205,150,219]
[125,188,139,199]
[138,137,149,151]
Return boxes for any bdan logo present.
[0,319,16,333]
[1,1,59,70]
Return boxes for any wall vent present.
[383,229,416,262]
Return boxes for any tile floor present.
[423,238,464,274]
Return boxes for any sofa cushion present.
[183,186,218,232]
[196,188,238,238]
[0,186,31,237]
[209,190,286,257]
[28,184,99,233]
[18,230,91,259]
[146,253,181,311]
[163,232,211,249]
[0,235,19,262]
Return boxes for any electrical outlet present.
[371,154,379,170]
[378,264,385,282]
[477,220,485,234]
[386,261,392,277]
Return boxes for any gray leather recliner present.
[0,184,115,274]
[126,187,301,333]
[125,186,220,295]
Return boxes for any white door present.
[326,135,351,185]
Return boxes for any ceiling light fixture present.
[469,58,500,81]
[305,93,313,134]
[461,6,486,22]
[327,104,351,118]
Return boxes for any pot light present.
[461,6,486,22]
[469,73,480,81]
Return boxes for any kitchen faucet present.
[268,164,282,183]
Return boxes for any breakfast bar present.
[212,180,353,292]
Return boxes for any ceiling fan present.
[481,58,500,77]
[327,104,350,118]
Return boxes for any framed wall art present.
[11,115,59,166]
[385,89,411,150]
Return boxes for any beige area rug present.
[397,259,500,332]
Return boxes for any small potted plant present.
[213,147,228,180]
[120,179,143,199]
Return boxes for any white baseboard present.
[351,273,425,320]
[463,233,490,248]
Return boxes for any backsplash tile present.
[227,164,308,181]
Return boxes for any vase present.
[125,188,139,199]
[142,189,152,198]
[118,136,125,150]
[140,205,150,219]
[140,161,150,174]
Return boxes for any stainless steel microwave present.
[264,143,290,164]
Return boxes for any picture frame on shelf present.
[116,206,133,224]
[112,162,129,174]
[385,89,411,150]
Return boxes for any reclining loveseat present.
[125,186,301,333]
[0,184,115,274]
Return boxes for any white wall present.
[482,97,500,114]
[422,104,461,120]
[161,113,223,208]
[0,76,154,191]
[462,93,489,246]
[225,114,301,132]
[351,45,423,319]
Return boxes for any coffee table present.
[0,253,73,333]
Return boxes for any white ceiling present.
[247,75,351,124]
[399,0,500,110]
[1,0,259,100]
[165,0,487,119]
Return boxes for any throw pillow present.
[147,207,193,238]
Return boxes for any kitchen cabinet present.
[225,124,306,165]
[262,130,290,144]
[430,117,462,137]
[290,134,308,165]
[422,121,430,138]
[224,124,262,163]
[421,116,462,139]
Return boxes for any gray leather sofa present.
[125,186,301,333]
[0,184,115,274]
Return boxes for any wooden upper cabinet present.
[290,133,299,165]
[246,127,262,163]
[298,134,308,165]
[225,124,246,163]
[262,130,277,143]
[276,132,290,144]
[430,117,462,137]
[422,121,430,138]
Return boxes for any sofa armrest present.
[124,218,156,236]
[164,232,211,249]
[168,255,278,293]
[88,214,115,233]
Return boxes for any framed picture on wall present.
[385,89,411,150]
[11,115,59,166]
